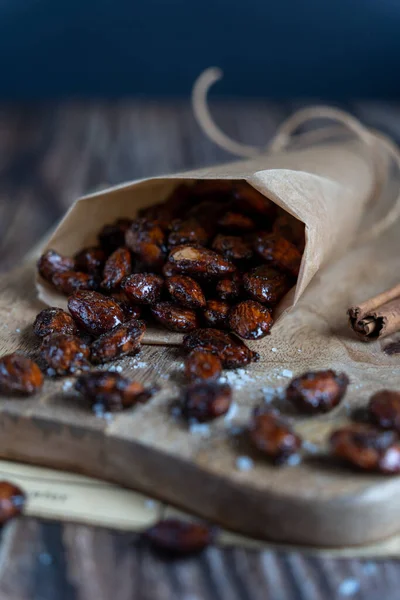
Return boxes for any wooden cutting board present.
[1,256,400,548]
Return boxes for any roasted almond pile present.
[37,180,305,340]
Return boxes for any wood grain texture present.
[0,101,399,598]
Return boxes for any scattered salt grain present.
[221,369,254,390]
[189,422,211,436]
[15,328,21,333]
[338,578,360,596]
[286,453,301,466]
[62,379,74,391]
[271,347,277,353]
[302,440,319,454]
[297,349,302,353]
[145,499,157,509]
[107,365,123,373]
[281,369,293,378]
[236,456,254,471]
[133,361,148,369]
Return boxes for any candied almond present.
[183,329,259,369]
[249,410,302,464]
[40,334,90,376]
[0,481,26,524]
[121,273,163,305]
[144,519,214,555]
[101,247,131,291]
[168,218,209,247]
[90,319,146,364]
[182,382,232,422]
[168,245,236,279]
[286,370,349,414]
[75,371,155,411]
[151,302,199,332]
[229,300,273,340]
[52,270,99,295]
[212,234,253,262]
[185,349,222,383]
[216,277,241,301]
[203,300,230,329]
[74,246,106,274]
[243,266,290,305]
[33,307,78,338]
[330,424,400,473]
[369,390,400,432]
[218,211,255,232]
[273,212,305,251]
[111,292,142,321]
[0,353,43,395]
[68,291,124,336]
[254,233,302,277]
[232,182,276,218]
[166,275,206,309]
[37,249,75,282]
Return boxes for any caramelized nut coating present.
[254,233,302,277]
[144,519,214,555]
[183,329,259,369]
[74,246,106,274]
[0,353,43,395]
[229,300,273,340]
[111,292,142,321]
[203,300,230,329]
[168,219,209,248]
[168,245,236,279]
[330,424,400,473]
[125,218,165,269]
[68,291,124,336]
[0,481,26,524]
[99,218,133,254]
[286,370,349,414]
[40,334,90,376]
[37,249,75,282]
[52,270,99,295]
[212,234,253,262]
[249,410,302,464]
[33,307,78,338]
[121,273,164,305]
[369,390,400,432]
[166,275,206,309]
[75,371,155,411]
[232,182,276,218]
[182,382,232,422]
[218,211,255,232]
[243,266,290,305]
[90,319,146,364]
[101,247,131,291]
[185,349,222,383]
[151,302,199,332]
[216,277,241,301]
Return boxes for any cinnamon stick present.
[348,283,400,342]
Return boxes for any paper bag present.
[36,135,376,347]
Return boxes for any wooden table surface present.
[0,100,400,600]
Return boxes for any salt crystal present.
[271,347,277,352]
[236,456,254,471]
[62,379,74,391]
[302,441,319,454]
[145,499,157,509]
[15,328,21,333]
[298,349,302,353]
[338,578,360,596]
[133,361,148,369]
[286,454,301,466]
[189,422,211,436]
[281,369,293,378]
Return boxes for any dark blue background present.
[0,0,399,99]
